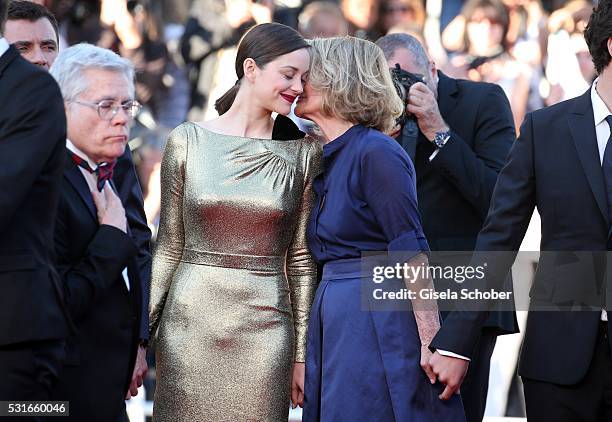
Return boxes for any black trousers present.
[460,328,498,422]
[0,339,65,422]
[523,322,612,422]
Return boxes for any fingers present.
[439,383,458,401]
[103,182,114,202]
[91,190,106,223]
[291,383,298,409]
[92,190,104,212]
[408,82,430,95]
[130,381,139,397]
[422,361,437,385]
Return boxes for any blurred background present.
[28,0,596,419]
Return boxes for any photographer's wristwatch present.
[433,130,451,149]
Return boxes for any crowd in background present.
[23,0,597,241]
[12,0,600,418]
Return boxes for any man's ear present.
[243,58,258,83]
[608,37,612,58]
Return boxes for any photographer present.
[376,33,516,422]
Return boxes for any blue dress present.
[303,125,466,422]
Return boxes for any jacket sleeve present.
[0,70,66,232]
[429,84,516,219]
[54,219,138,322]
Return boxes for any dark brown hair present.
[214,22,309,115]
[8,1,59,42]
[584,0,612,74]
[0,0,8,34]
[461,0,510,52]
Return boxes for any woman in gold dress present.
[148,23,320,421]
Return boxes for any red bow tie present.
[70,152,116,191]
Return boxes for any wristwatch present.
[433,130,451,149]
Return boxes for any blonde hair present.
[308,36,404,133]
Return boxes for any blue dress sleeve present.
[361,136,430,258]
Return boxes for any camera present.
[390,64,424,154]
[390,63,424,127]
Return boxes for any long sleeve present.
[361,139,430,258]
[286,140,321,362]
[55,223,138,321]
[148,125,188,340]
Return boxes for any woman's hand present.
[420,344,436,384]
[291,362,305,408]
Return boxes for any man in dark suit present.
[429,2,612,420]
[48,43,146,421]
[377,33,517,422]
[5,0,152,398]
[0,0,70,409]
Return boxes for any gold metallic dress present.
[149,122,321,421]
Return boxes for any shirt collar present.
[0,38,9,58]
[591,78,612,127]
[322,124,362,159]
[66,139,99,171]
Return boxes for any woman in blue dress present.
[295,36,466,422]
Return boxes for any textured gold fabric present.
[149,122,321,421]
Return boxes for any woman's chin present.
[272,103,293,116]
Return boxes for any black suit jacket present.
[51,152,141,421]
[413,72,518,334]
[114,147,152,342]
[0,46,70,346]
[431,89,612,385]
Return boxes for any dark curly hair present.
[584,0,612,75]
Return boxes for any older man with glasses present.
[47,43,147,422]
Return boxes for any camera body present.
[390,63,424,127]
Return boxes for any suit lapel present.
[437,71,459,121]
[63,151,97,222]
[567,89,609,225]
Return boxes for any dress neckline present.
[189,115,305,143]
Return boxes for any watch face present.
[434,132,450,148]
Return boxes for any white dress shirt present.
[0,37,10,58]
[66,140,130,291]
[591,79,611,322]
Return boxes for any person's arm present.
[286,141,321,408]
[55,187,138,321]
[148,126,187,342]
[426,84,516,218]
[361,138,435,371]
[0,71,66,232]
[430,112,537,358]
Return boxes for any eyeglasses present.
[72,99,142,120]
